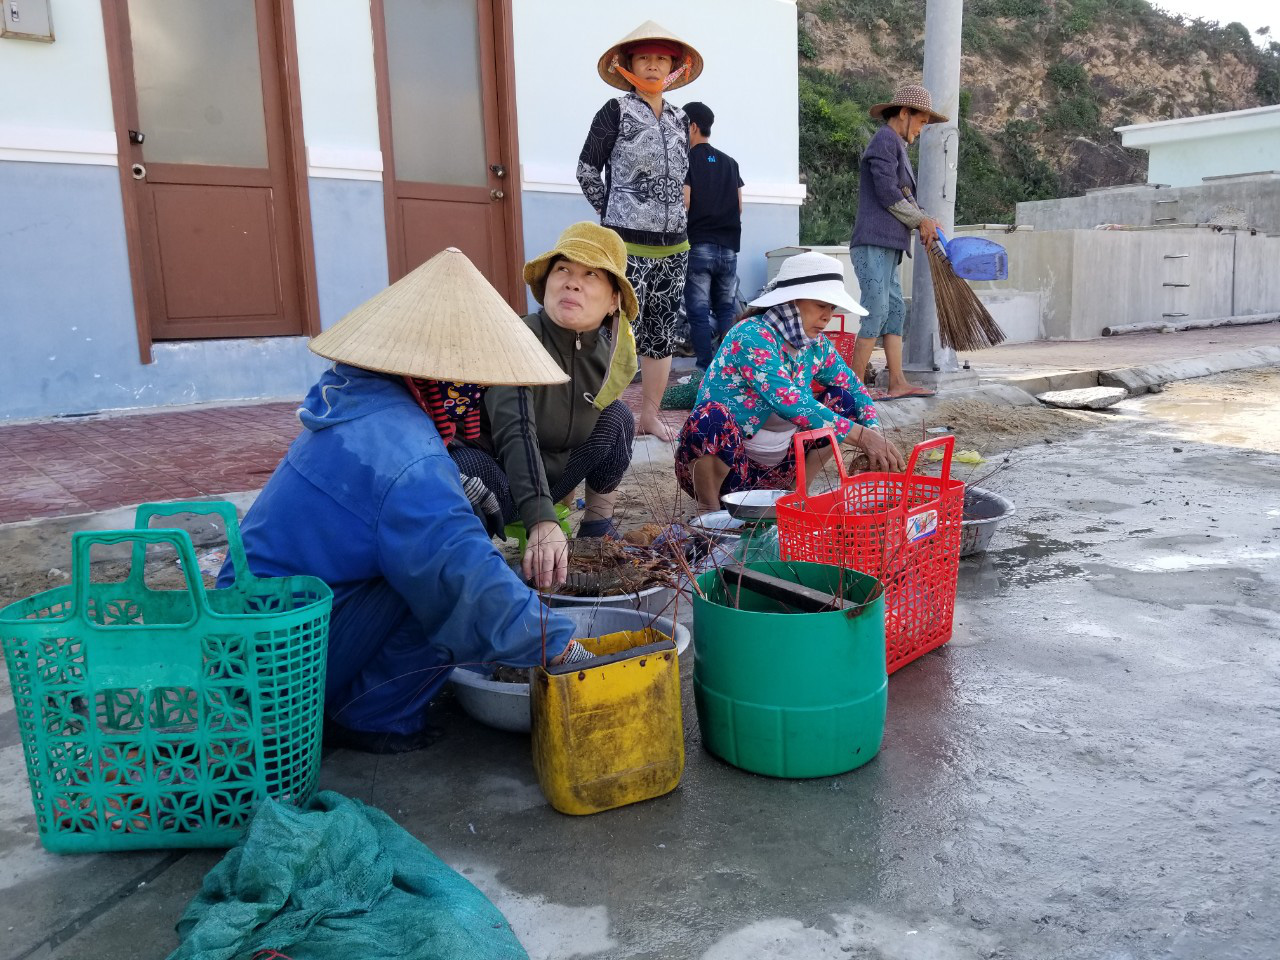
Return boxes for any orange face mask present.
[609,54,693,96]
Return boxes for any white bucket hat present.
[749,251,868,316]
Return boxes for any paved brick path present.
[0,402,301,524]
[0,382,685,524]
[5,327,1277,526]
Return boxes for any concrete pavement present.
[3,369,1277,958]
[2,343,1279,959]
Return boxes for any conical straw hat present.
[597,20,703,92]
[309,248,569,386]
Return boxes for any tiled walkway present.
[0,383,680,525]
[0,403,300,524]
[5,325,1275,526]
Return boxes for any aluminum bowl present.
[448,607,691,733]
[720,489,788,521]
[959,487,1016,557]
[541,583,676,617]
[688,509,745,540]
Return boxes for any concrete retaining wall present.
[1233,233,1280,317]
[1017,175,1280,234]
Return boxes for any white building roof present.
[1117,103,1280,147]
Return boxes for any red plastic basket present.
[821,314,858,369]
[776,430,964,673]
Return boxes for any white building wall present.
[1,1,802,418]
[511,0,802,299]
[293,0,384,181]
[1119,105,1280,189]
[1144,130,1280,188]
[0,2,115,163]
[512,0,799,192]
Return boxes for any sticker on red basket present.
[906,509,938,543]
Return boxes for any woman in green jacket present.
[450,222,639,590]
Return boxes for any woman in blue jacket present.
[224,249,594,753]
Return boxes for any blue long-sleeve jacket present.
[227,364,572,674]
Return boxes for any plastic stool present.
[505,503,573,552]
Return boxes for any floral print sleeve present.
[811,335,879,428]
[698,319,877,442]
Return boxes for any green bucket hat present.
[523,221,639,322]
[523,223,639,411]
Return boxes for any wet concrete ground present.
[2,369,1278,959]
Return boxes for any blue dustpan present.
[936,230,1008,281]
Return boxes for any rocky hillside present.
[798,0,1280,243]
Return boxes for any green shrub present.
[1046,60,1088,93]
[1044,94,1101,131]
[798,27,818,61]
[1254,40,1280,105]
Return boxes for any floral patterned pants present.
[628,250,689,358]
[674,386,864,500]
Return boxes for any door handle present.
[131,163,147,180]
[490,189,505,200]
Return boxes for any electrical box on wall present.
[0,0,54,42]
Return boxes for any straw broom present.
[926,239,1006,352]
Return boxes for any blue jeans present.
[684,242,739,369]
[850,244,906,339]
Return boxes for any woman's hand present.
[523,520,569,591]
[850,425,907,473]
[920,218,941,248]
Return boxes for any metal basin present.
[960,487,1016,557]
[721,489,788,521]
[448,608,691,733]
[541,583,676,617]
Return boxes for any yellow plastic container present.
[531,628,684,816]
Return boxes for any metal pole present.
[905,0,963,374]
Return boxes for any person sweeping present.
[848,83,948,400]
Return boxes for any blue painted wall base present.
[0,163,387,421]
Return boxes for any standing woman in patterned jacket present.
[577,20,703,442]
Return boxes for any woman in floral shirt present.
[675,252,906,510]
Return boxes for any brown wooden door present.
[108,0,310,341]
[373,0,524,303]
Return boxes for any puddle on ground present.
[1121,370,1280,453]
[958,531,1085,598]
[1135,395,1279,452]
[1062,499,1135,515]
[1081,564,1280,613]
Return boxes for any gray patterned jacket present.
[577,93,689,246]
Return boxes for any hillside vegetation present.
[799,0,1280,243]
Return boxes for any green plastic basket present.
[0,501,332,854]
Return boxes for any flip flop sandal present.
[877,387,937,400]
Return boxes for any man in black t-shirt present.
[682,102,744,371]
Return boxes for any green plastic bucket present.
[693,561,886,778]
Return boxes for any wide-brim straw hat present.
[869,83,949,124]
[523,222,639,323]
[749,251,869,316]
[597,20,703,92]
[309,248,569,386]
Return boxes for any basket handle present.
[71,527,209,627]
[903,434,955,483]
[790,427,849,497]
[134,500,251,588]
